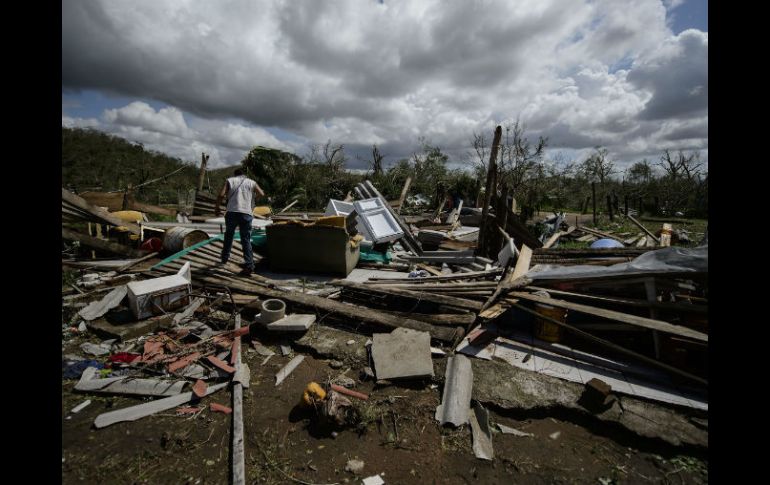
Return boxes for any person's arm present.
[254,182,265,199]
[215,181,228,216]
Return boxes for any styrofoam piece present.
[126,262,192,320]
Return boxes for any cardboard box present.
[266,223,360,276]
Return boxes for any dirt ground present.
[62,332,707,485]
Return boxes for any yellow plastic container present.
[111,210,144,223]
[534,303,567,343]
[253,206,273,217]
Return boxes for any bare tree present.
[370,144,384,176]
[469,131,489,170]
[581,147,616,185]
[322,139,347,171]
[658,150,703,181]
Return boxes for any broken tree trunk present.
[477,126,503,257]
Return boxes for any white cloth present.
[225,176,258,215]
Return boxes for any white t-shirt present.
[225,176,258,215]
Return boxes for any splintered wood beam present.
[507,291,707,342]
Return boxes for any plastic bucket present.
[162,227,209,253]
[534,303,567,343]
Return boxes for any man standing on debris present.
[215,167,265,276]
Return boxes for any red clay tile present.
[210,403,232,414]
[192,379,207,398]
[167,352,202,373]
[206,355,236,374]
[176,407,201,415]
[230,340,240,365]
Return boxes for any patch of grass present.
[439,426,471,453]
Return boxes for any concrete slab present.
[266,314,316,332]
[86,314,173,341]
[371,327,433,380]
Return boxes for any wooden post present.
[653,196,660,216]
[591,183,597,225]
[395,176,412,214]
[197,153,210,192]
[637,196,642,216]
[624,195,629,216]
[606,194,613,221]
[492,185,510,256]
[477,126,503,256]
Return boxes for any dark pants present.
[221,212,254,269]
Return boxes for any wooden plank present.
[367,268,502,283]
[415,263,443,276]
[511,244,533,280]
[62,227,147,258]
[510,302,706,386]
[116,251,159,274]
[578,226,623,242]
[62,188,141,234]
[232,314,246,485]
[524,286,708,314]
[626,213,660,244]
[479,244,532,314]
[279,199,298,213]
[508,291,707,342]
[154,270,461,342]
[542,231,563,249]
[128,199,177,217]
[395,176,412,215]
[79,191,126,211]
[94,383,228,428]
[332,280,483,311]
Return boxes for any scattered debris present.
[469,401,494,461]
[71,400,92,414]
[94,383,228,428]
[497,424,534,437]
[275,355,305,386]
[210,403,233,414]
[371,328,433,380]
[435,354,473,427]
[345,459,365,475]
[362,475,385,485]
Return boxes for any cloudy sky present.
[62,0,707,172]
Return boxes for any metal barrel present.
[162,226,210,253]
